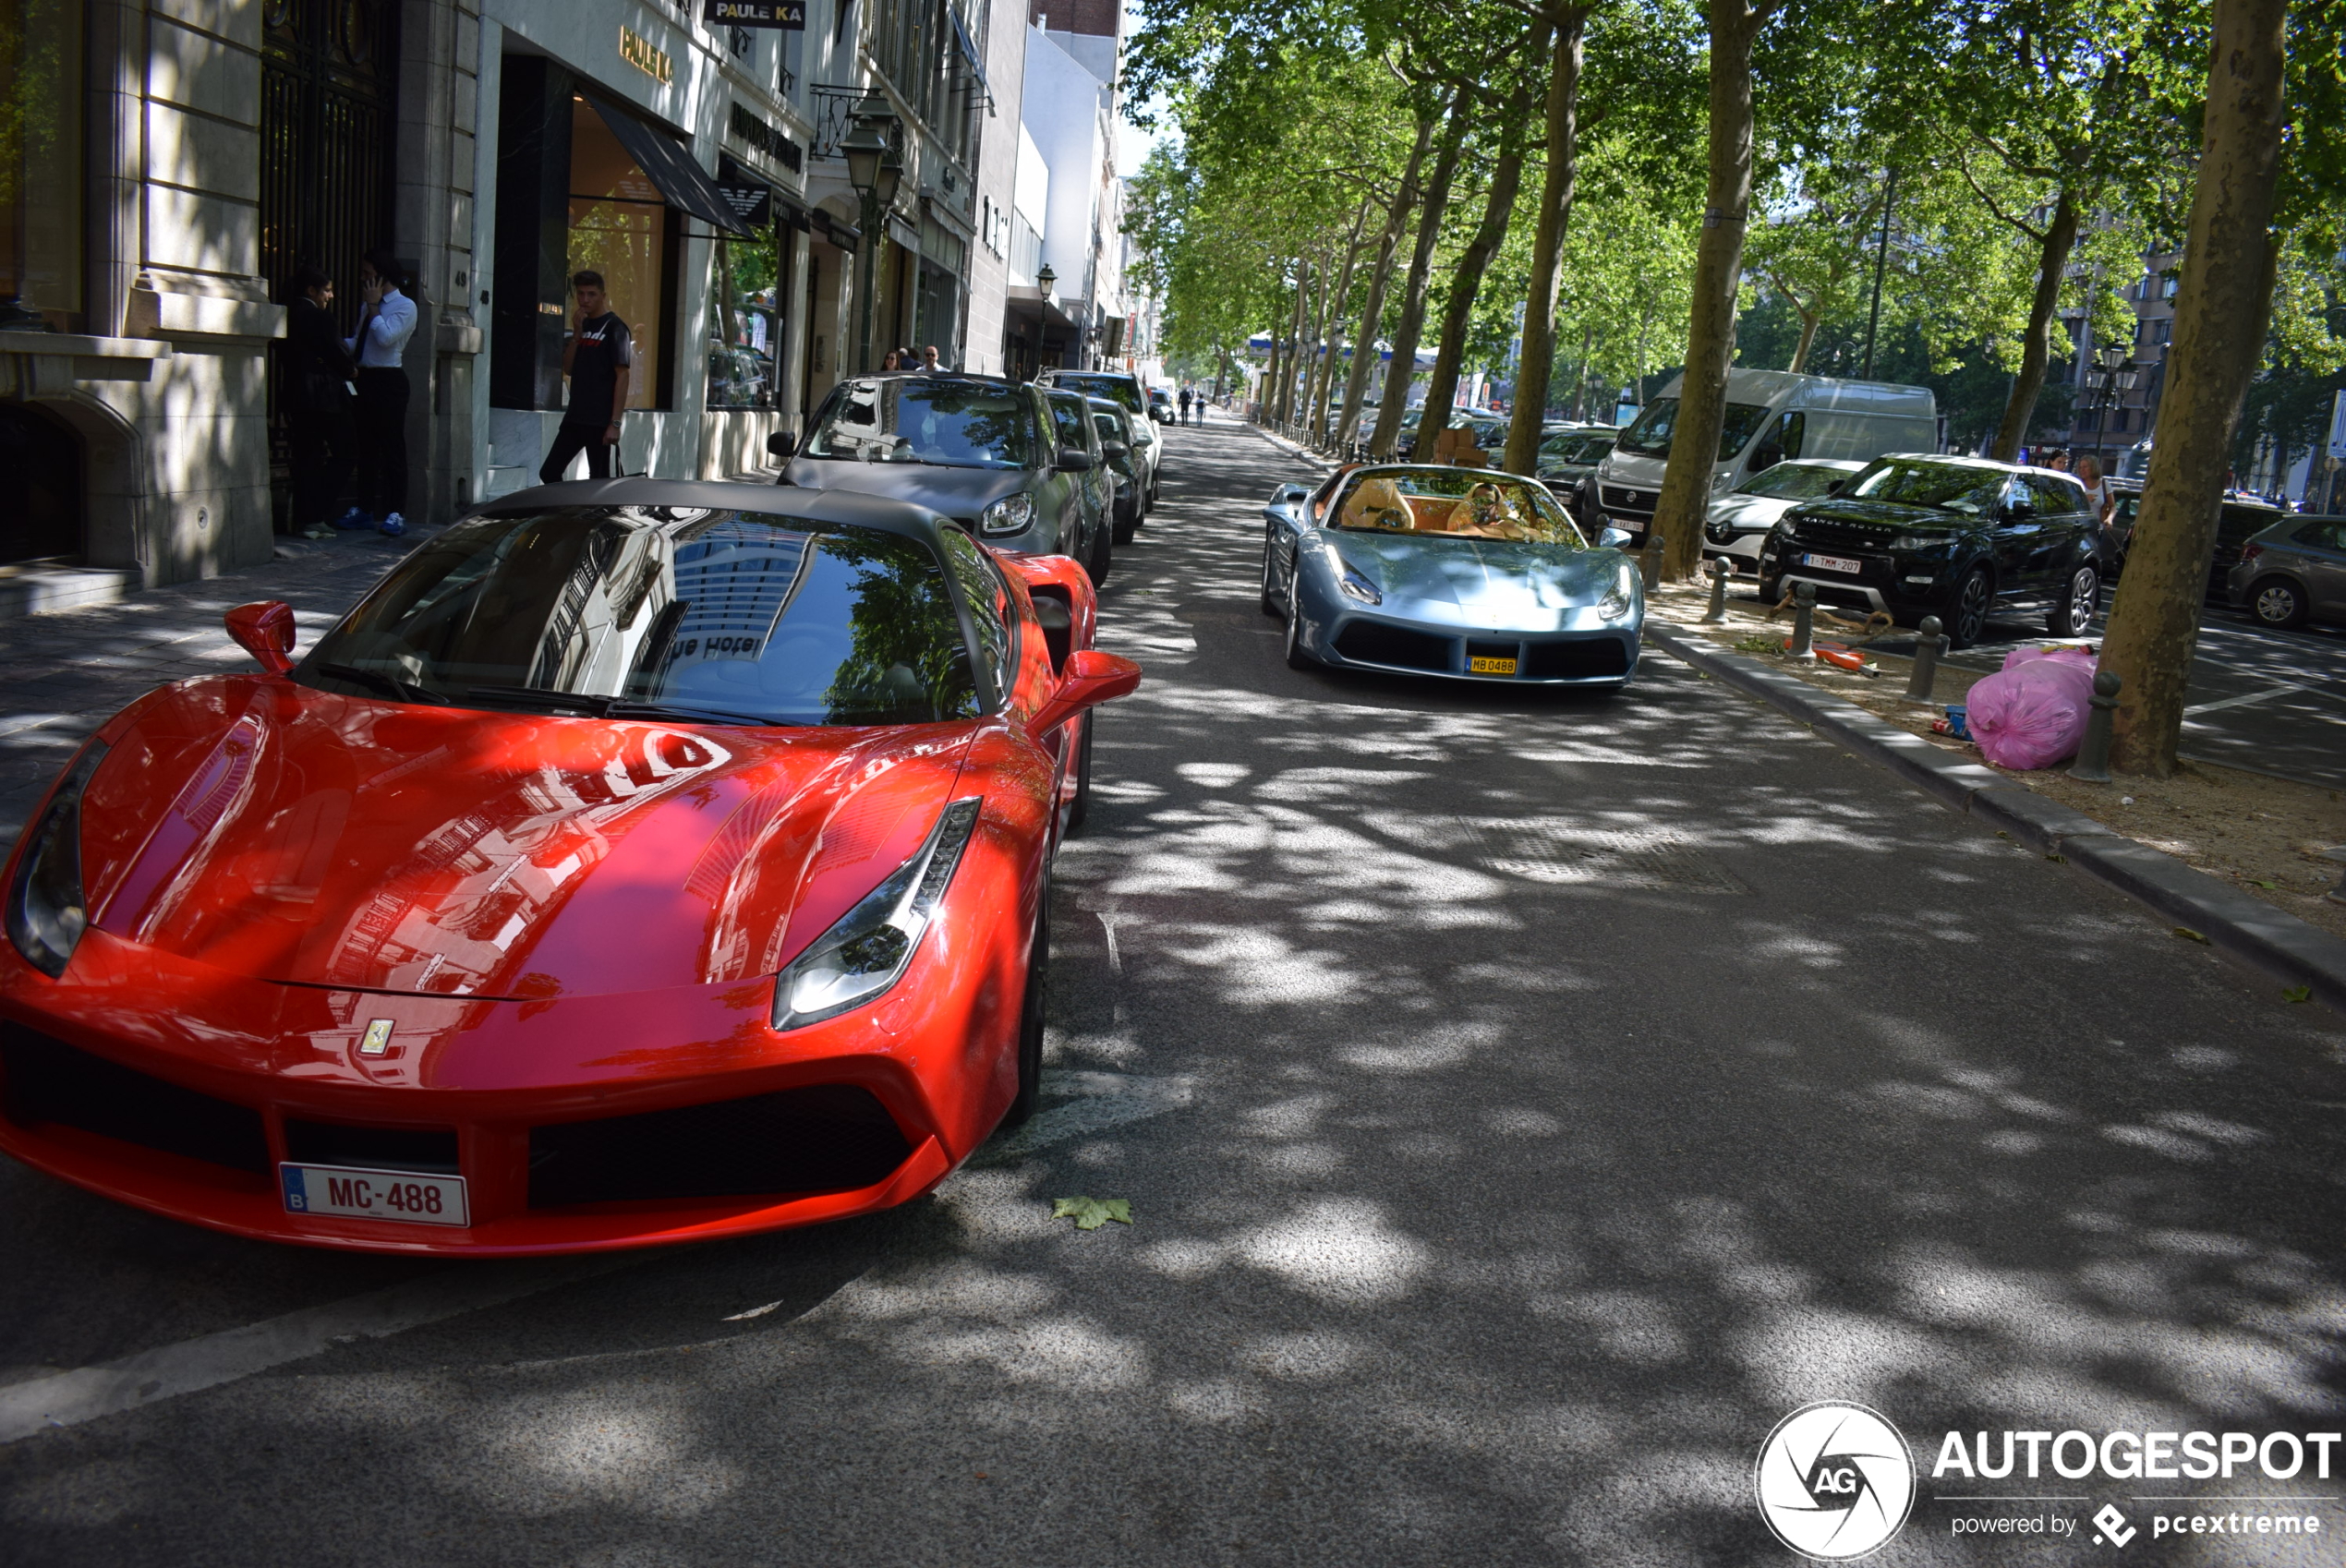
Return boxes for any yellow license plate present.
[1469,656,1518,675]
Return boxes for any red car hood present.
[78,678,976,999]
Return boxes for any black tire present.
[1000,886,1051,1128]
[1112,500,1137,547]
[1757,573,1783,608]
[1065,709,1095,833]
[1084,516,1112,586]
[2248,575,2309,630]
[2047,561,2100,637]
[1261,541,1282,615]
[1946,566,1992,649]
[1284,584,1314,669]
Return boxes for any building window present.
[0,0,83,328]
[569,98,670,410]
[708,229,785,409]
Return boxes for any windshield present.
[1614,398,1772,461]
[1047,374,1143,413]
[1539,432,1614,465]
[1736,462,1854,501]
[1844,460,2007,514]
[1328,468,1583,545]
[804,380,1034,468]
[299,508,982,726]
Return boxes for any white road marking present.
[2183,683,2306,718]
[0,1253,640,1444]
[1098,911,1122,975]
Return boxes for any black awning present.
[588,96,752,236]
[947,6,993,108]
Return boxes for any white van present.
[1590,369,1939,544]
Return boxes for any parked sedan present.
[1702,458,1867,575]
[1260,465,1641,690]
[775,372,1114,585]
[1037,369,1162,501]
[1087,397,1148,545]
[1757,455,2102,648]
[2227,513,2346,629]
[0,477,1142,1255]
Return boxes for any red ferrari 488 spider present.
[0,478,1140,1254]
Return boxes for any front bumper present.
[1303,607,1638,684]
[0,924,1000,1255]
[1758,539,1957,617]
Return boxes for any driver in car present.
[1440,481,1535,539]
[1341,474,1412,532]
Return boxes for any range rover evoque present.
[1757,454,2102,649]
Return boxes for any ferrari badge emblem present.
[358,1019,395,1056]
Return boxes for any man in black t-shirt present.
[539,270,635,484]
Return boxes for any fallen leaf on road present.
[1053,1197,1133,1230]
[2248,879,2278,889]
[2172,927,2209,944]
[2283,986,2313,1004]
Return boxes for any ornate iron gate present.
[260,0,400,525]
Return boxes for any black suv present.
[773,372,1114,584]
[1757,455,2101,647]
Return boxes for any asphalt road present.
[3,419,2344,1565]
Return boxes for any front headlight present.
[1889,534,1952,552]
[772,797,982,1030]
[7,741,108,978]
[979,494,1035,536]
[1334,556,1382,604]
[1597,564,1639,623]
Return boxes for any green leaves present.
[1053,1197,1134,1230]
[2283,986,2314,1005]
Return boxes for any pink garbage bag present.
[1965,647,2098,769]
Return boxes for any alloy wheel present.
[1953,571,1990,646]
[2255,582,2304,627]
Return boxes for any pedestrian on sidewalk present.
[343,249,417,536]
[538,271,634,486]
[919,344,949,373]
[1179,385,1192,425]
[285,266,356,540]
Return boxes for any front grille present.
[1784,522,1892,554]
[1,1022,269,1173]
[1334,621,1452,672]
[528,1084,913,1208]
[284,1118,459,1175]
[1524,638,1631,680]
[1601,486,1655,513]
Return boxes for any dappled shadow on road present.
[4,427,2342,1566]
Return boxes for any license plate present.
[1803,553,1862,574]
[1469,656,1518,675]
[280,1163,469,1226]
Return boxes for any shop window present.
[708,229,784,410]
[0,0,83,329]
[569,98,669,410]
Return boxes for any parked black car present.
[2100,479,2284,597]
[1037,368,1161,500]
[1757,455,2102,648]
[772,372,1114,584]
[2226,513,2346,629]
[1087,396,1147,545]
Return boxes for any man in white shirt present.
[341,248,418,536]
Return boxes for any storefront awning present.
[947,6,993,111]
[589,97,753,236]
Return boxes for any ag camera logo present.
[1755,1401,1917,1560]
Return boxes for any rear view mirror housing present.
[1101,441,1130,460]
[766,430,798,461]
[1598,525,1634,549]
[1030,648,1143,736]
[1057,450,1097,473]
[224,600,296,674]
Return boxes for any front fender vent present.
[527,1084,913,1208]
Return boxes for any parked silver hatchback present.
[2227,513,2346,629]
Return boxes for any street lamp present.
[2086,344,2138,464]
[841,94,901,375]
[1035,262,1055,298]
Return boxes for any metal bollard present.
[1903,615,1948,705]
[2067,669,2122,782]
[1701,556,1730,623]
[1787,581,1818,659]
[1640,533,1665,593]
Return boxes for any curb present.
[1647,618,2346,1017]
[1252,425,1337,472]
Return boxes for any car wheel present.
[1261,542,1282,615]
[1284,585,1315,670]
[2249,575,2309,629]
[1085,518,1112,586]
[1001,887,1051,1128]
[2047,561,2100,637]
[1112,497,1137,547]
[1065,709,1095,834]
[1948,566,1992,649]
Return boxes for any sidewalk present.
[0,529,432,844]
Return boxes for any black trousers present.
[539,422,616,485]
[287,396,354,529]
[353,368,409,516]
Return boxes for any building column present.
[396,0,486,525]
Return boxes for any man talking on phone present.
[539,271,634,484]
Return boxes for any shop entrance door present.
[260,0,401,527]
[0,404,83,564]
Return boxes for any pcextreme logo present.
[1755,1402,1918,1561]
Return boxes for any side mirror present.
[1824,478,1845,495]
[225,600,296,674]
[1101,440,1130,460]
[1058,450,1097,472]
[1030,647,1143,736]
[766,430,798,461]
[1598,526,1634,549]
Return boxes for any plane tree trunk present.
[1416,133,1529,463]
[1368,94,1472,458]
[1502,11,1588,476]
